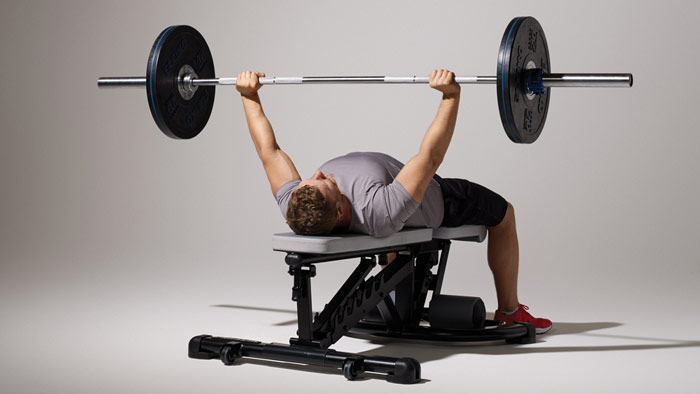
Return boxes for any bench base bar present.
[188,335,421,384]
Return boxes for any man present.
[236,70,551,333]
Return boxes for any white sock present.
[502,307,518,315]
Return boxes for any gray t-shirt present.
[275,152,444,237]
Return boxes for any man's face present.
[298,170,342,208]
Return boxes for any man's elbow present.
[418,150,443,172]
[430,153,444,169]
[260,147,282,165]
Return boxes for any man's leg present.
[435,175,551,331]
[487,202,520,312]
[488,202,552,333]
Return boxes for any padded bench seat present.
[272,225,486,255]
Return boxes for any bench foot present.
[188,335,421,384]
[505,322,536,344]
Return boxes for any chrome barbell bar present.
[97,73,633,89]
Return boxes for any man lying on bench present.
[236,69,551,334]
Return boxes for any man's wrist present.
[241,92,260,100]
[442,92,460,100]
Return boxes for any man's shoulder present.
[323,152,400,166]
[275,178,301,201]
[331,151,395,159]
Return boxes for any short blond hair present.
[286,185,337,235]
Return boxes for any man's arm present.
[237,71,301,196]
[395,69,460,203]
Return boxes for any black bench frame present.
[189,237,535,384]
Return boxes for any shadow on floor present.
[213,304,299,325]
[354,327,700,363]
[211,304,700,364]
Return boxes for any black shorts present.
[434,175,508,228]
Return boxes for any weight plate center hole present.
[178,64,199,100]
[524,60,537,101]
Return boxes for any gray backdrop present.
[1,0,699,393]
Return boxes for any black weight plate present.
[497,17,550,144]
[146,25,215,139]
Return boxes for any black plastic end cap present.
[387,358,421,384]
[188,335,218,359]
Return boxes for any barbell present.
[97,16,633,143]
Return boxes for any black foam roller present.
[428,295,486,329]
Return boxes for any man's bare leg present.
[486,203,520,312]
[385,202,519,312]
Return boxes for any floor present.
[2,256,698,394]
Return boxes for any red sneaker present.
[494,304,552,334]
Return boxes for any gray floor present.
[3,252,698,394]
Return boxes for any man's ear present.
[336,204,343,220]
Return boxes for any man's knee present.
[490,202,514,231]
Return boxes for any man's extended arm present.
[237,71,300,196]
[395,69,460,203]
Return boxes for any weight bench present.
[189,225,535,384]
